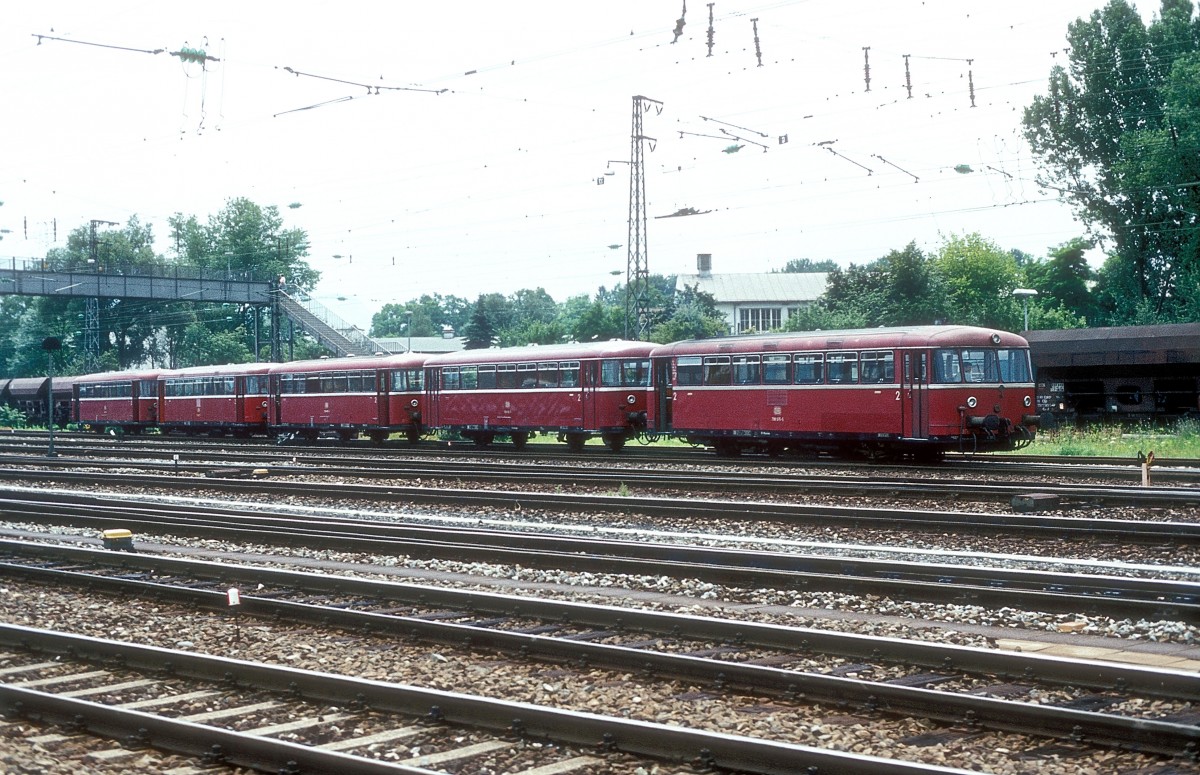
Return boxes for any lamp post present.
[41,337,62,458]
[1013,288,1038,331]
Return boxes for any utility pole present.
[625,95,661,341]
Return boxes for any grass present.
[1024,418,1200,459]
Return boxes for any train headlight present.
[1023,395,1032,407]
[966,396,978,408]
[626,394,637,405]
[410,399,419,408]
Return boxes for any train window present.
[497,364,518,389]
[793,353,824,384]
[959,350,993,383]
[733,355,761,385]
[933,350,963,383]
[390,370,407,391]
[139,379,157,395]
[477,365,497,389]
[407,369,424,391]
[763,354,790,384]
[518,363,537,387]
[244,376,266,395]
[996,349,1032,383]
[676,356,702,386]
[624,359,650,386]
[601,359,621,386]
[827,352,858,384]
[223,377,235,395]
[538,362,559,387]
[443,367,461,390]
[860,351,894,384]
[559,361,580,388]
[460,366,479,390]
[703,356,732,386]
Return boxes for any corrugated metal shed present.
[675,272,828,303]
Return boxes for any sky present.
[0,1,1161,330]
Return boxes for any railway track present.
[1,445,1199,510]
[2,488,1197,624]
[3,432,1199,483]
[2,542,1198,768]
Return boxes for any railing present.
[277,291,391,356]
[0,256,264,284]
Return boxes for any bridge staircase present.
[275,291,391,357]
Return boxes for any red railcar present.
[73,369,162,434]
[423,340,657,451]
[268,353,427,443]
[159,363,272,437]
[650,326,1038,458]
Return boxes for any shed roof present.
[675,272,828,303]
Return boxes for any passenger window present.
[675,356,702,386]
[477,366,497,389]
[559,361,580,388]
[538,362,559,387]
[497,364,518,389]
[763,354,790,384]
[794,353,824,384]
[933,350,962,384]
[860,351,894,384]
[518,364,537,387]
[827,352,858,384]
[460,366,479,390]
[733,355,761,385]
[703,356,732,386]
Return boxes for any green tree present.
[463,293,511,349]
[778,258,838,273]
[933,233,1021,329]
[649,284,727,342]
[175,322,254,367]
[1023,0,1200,321]
[1022,238,1096,324]
[817,242,943,326]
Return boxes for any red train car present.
[73,368,162,434]
[268,353,427,443]
[159,363,273,437]
[650,326,1038,458]
[423,340,657,451]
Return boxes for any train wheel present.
[603,433,626,452]
[301,429,319,443]
[766,441,785,457]
[511,431,529,450]
[406,427,422,444]
[472,433,494,448]
[565,433,587,452]
[368,430,387,445]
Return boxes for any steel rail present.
[2,538,1196,704]
[2,555,1199,758]
[1,489,1198,623]
[3,448,1200,507]
[3,469,1200,546]
[0,623,982,775]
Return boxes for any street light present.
[1013,288,1038,331]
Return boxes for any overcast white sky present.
[0,1,1158,329]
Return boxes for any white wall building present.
[674,254,828,335]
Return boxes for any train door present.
[902,351,929,438]
[652,356,673,433]
[269,374,282,427]
[581,360,598,430]
[376,369,390,427]
[424,367,440,428]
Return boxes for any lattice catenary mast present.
[625,95,661,341]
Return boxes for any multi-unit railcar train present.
[4,325,1040,456]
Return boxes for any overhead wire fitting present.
[279,67,449,96]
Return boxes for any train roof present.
[162,363,274,378]
[1025,323,1200,368]
[74,368,164,383]
[423,340,657,366]
[4,377,47,397]
[267,352,427,374]
[650,325,1027,356]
